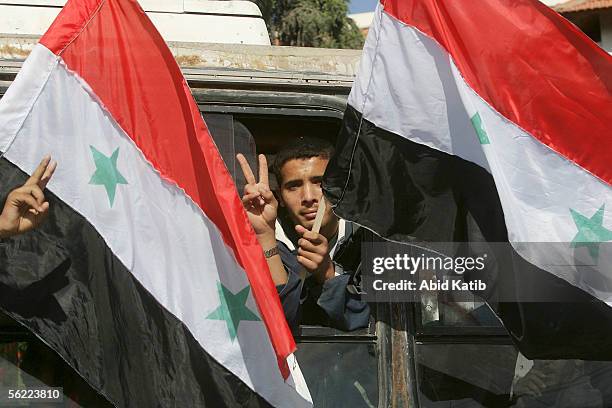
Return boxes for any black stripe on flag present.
[0,159,274,407]
[324,103,508,244]
[324,104,612,360]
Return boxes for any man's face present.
[278,156,337,232]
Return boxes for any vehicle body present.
[2,20,612,408]
[0,0,270,47]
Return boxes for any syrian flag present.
[324,0,612,359]
[0,0,311,406]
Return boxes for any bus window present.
[207,112,374,332]
[204,112,378,407]
[295,326,378,408]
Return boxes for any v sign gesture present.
[237,153,278,237]
[0,155,57,238]
[237,153,288,285]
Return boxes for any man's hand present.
[295,224,335,284]
[237,154,278,238]
[237,153,288,285]
[0,155,57,238]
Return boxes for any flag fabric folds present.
[324,0,612,358]
[0,0,311,406]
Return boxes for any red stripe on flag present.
[383,0,612,185]
[40,0,295,376]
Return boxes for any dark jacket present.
[275,220,370,334]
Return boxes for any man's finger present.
[244,183,260,196]
[295,225,323,243]
[242,193,264,209]
[13,185,45,205]
[257,185,276,204]
[258,154,269,186]
[301,230,324,243]
[295,224,307,236]
[242,192,261,205]
[38,201,50,214]
[236,154,256,185]
[25,155,51,186]
[39,160,57,189]
[12,192,44,212]
[297,248,323,265]
[32,202,50,224]
[28,201,49,217]
[27,185,45,205]
[298,238,323,254]
[297,255,317,271]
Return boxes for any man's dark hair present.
[272,137,334,185]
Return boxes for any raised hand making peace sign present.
[237,153,288,285]
[236,153,278,237]
[0,155,57,238]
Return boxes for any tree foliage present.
[253,0,364,49]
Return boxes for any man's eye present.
[312,178,323,186]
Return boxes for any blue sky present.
[348,0,377,14]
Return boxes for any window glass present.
[295,341,378,408]
[203,113,259,189]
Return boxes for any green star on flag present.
[207,282,260,341]
[471,112,490,145]
[570,204,612,261]
[89,146,128,207]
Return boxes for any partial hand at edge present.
[0,155,57,238]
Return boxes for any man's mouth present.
[302,210,318,221]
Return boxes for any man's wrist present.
[263,246,279,258]
[313,259,335,284]
[257,232,277,252]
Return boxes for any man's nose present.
[302,183,320,204]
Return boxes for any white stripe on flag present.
[349,4,490,172]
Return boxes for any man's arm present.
[257,228,288,286]
[0,155,56,239]
[236,153,288,285]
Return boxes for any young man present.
[237,137,369,333]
